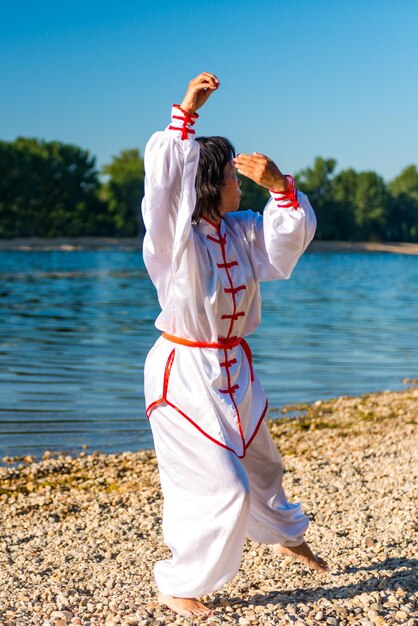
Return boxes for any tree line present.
[1,137,417,241]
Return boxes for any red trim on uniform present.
[150,222,258,457]
[220,358,237,368]
[165,399,249,457]
[169,105,199,141]
[241,338,254,382]
[146,339,266,459]
[162,349,175,397]
[161,333,253,382]
[206,229,247,342]
[222,347,246,452]
[161,332,242,350]
[172,114,195,124]
[201,215,221,229]
[145,397,165,418]
[172,104,199,119]
[216,260,238,270]
[224,285,246,294]
[145,349,175,418]
[158,397,268,460]
[220,384,239,394]
[216,230,246,338]
[221,311,245,321]
[207,234,227,245]
[270,174,299,210]
[245,398,269,449]
[168,125,196,139]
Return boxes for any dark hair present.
[193,136,236,223]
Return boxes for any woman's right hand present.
[180,72,220,115]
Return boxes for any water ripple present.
[1,249,417,461]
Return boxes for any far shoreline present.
[1,237,418,255]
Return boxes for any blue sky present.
[1,0,417,181]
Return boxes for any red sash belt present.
[162,332,254,382]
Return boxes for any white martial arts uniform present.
[142,105,317,598]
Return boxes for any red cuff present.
[173,104,199,119]
[168,104,199,140]
[269,175,299,210]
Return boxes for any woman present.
[142,72,327,618]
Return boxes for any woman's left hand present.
[233,153,289,192]
[180,72,220,115]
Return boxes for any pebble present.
[396,610,409,620]
[1,387,417,626]
[50,611,73,622]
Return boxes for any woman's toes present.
[313,556,328,571]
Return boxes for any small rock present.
[384,601,399,608]
[50,611,73,622]
[395,611,408,620]
[56,595,70,610]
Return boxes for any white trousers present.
[150,405,309,598]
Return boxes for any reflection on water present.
[1,248,417,461]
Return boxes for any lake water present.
[1,248,417,462]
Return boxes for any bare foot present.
[157,591,212,617]
[273,541,329,572]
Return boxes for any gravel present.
[1,386,417,625]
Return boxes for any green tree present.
[330,168,359,240]
[101,149,145,236]
[0,137,110,237]
[352,171,389,241]
[294,157,338,239]
[387,165,418,241]
[2,136,416,243]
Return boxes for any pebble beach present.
[1,386,417,626]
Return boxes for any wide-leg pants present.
[149,405,309,598]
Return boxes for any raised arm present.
[141,73,219,295]
[234,153,317,281]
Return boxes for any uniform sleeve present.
[141,105,200,297]
[243,176,317,282]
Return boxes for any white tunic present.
[142,106,317,459]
